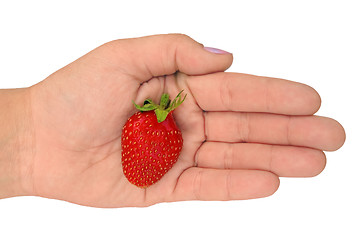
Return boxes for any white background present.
[0,0,360,239]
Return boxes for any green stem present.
[133,90,187,123]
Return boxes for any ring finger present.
[205,112,345,151]
[196,142,327,177]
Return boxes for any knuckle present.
[167,33,193,42]
[155,33,193,47]
[236,113,250,142]
[220,76,233,110]
[225,170,233,200]
[223,144,234,169]
[193,170,203,200]
[268,145,275,172]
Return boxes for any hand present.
[20,34,344,207]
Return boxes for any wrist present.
[0,88,34,198]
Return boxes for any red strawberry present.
[121,91,186,188]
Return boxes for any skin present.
[0,34,345,207]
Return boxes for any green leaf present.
[155,109,168,122]
[133,101,157,112]
[159,93,170,109]
[168,91,187,112]
[132,90,186,123]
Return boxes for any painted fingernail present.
[204,46,231,54]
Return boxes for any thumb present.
[106,34,233,81]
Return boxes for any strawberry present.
[121,91,186,188]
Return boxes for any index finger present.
[186,72,321,115]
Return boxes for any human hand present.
[17,34,344,207]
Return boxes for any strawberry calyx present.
[133,90,186,123]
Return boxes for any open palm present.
[28,34,345,207]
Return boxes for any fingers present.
[187,72,321,115]
[172,168,279,201]
[105,34,233,81]
[196,142,326,177]
[205,112,346,151]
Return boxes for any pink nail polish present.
[204,46,231,54]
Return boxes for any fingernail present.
[204,46,231,54]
